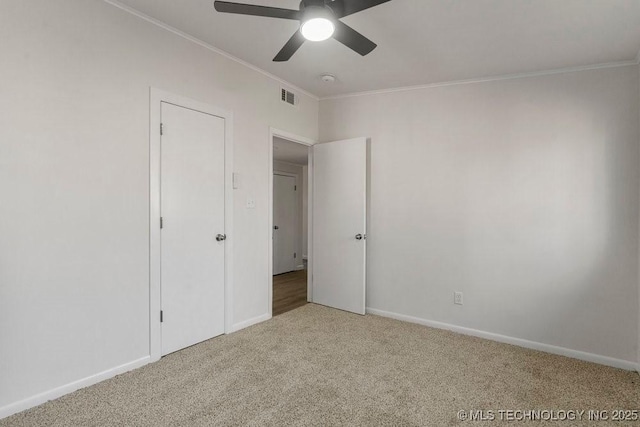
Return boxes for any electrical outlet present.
[246,198,255,209]
[454,291,463,305]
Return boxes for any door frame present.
[268,128,315,317]
[149,88,234,362]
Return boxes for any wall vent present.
[281,88,297,106]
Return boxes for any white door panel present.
[312,138,367,315]
[161,102,225,355]
[273,174,297,275]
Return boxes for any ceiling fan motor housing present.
[300,0,330,10]
[302,7,335,23]
[300,1,336,20]
[302,0,345,17]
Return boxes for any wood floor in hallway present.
[273,270,307,316]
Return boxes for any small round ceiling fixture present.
[321,74,336,83]
[300,6,335,41]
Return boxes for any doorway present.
[268,131,368,318]
[271,134,311,316]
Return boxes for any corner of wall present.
[637,61,640,373]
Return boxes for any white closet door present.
[160,102,226,355]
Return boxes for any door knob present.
[274,226,279,230]
[216,234,227,241]
[355,234,364,240]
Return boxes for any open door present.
[312,137,368,315]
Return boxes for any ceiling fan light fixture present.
[300,6,335,41]
[300,17,335,41]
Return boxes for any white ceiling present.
[273,137,309,165]
[113,0,640,98]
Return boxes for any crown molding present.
[103,0,319,101]
[101,0,640,101]
[320,60,638,101]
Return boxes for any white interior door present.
[312,137,367,315]
[273,174,297,275]
[160,102,226,356]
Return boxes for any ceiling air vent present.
[281,88,297,106]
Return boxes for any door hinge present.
[294,252,297,259]
[294,185,297,191]
[160,217,163,229]
[160,310,163,323]
[160,123,164,135]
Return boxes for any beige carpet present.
[2,304,638,426]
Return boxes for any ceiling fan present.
[213,0,391,62]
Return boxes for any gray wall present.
[0,0,318,413]
[320,65,640,364]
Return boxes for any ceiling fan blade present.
[332,21,377,56]
[214,1,300,20]
[273,31,306,62]
[327,0,392,18]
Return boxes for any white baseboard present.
[295,264,304,271]
[230,313,271,333]
[366,308,638,371]
[2,312,274,420]
[0,356,150,420]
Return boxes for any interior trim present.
[367,308,638,372]
[103,1,640,102]
[103,0,319,101]
[321,61,639,101]
[0,356,150,420]
[230,313,272,333]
